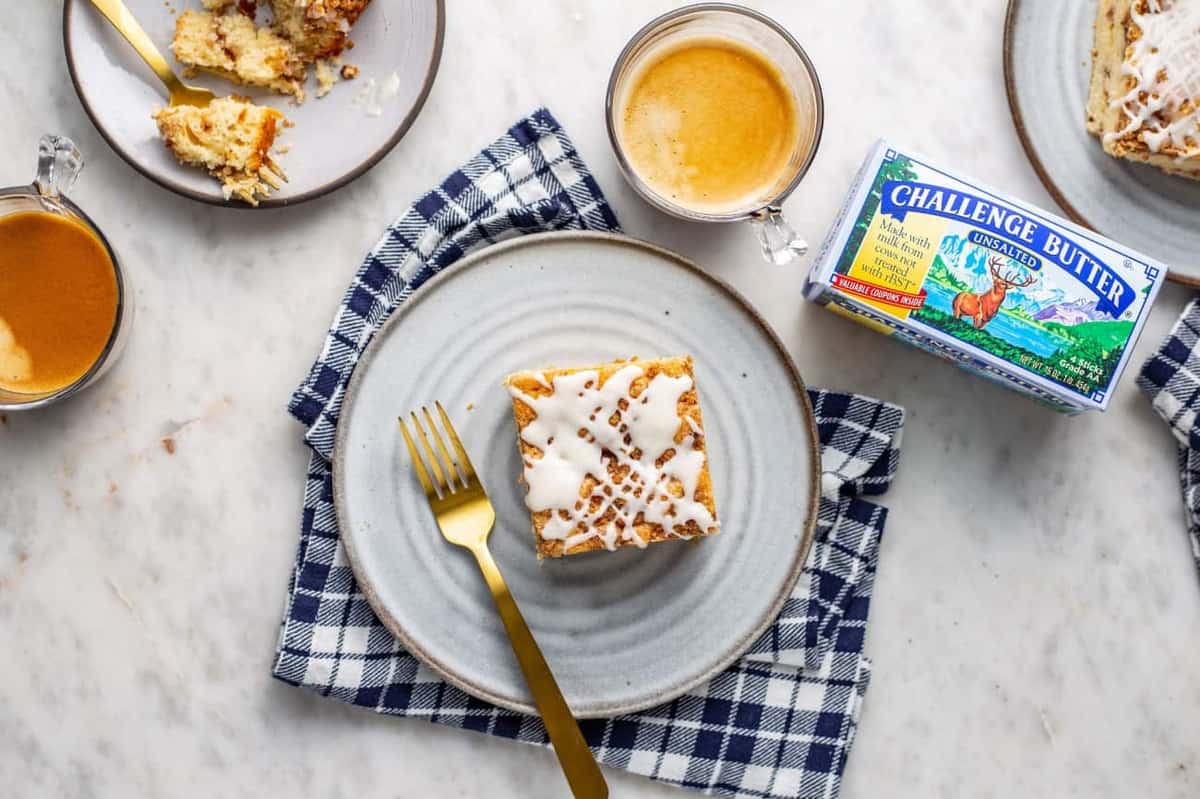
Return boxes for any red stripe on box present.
[831,274,927,310]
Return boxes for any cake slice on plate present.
[505,356,719,559]
[1087,0,1200,179]
[267,0,372,61]
[172,9,307,99]
[153,96,286,205]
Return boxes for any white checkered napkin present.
[276,108,907,799]
[1138,298,1200,576]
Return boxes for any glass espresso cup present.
[0,136,132,411]
[606,3,824,264]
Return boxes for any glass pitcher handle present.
[751,206,807,265]
[34,134,83,199]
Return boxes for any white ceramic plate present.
[63,0,443,207]
[1004,0,1200,284]
[335,232,819,717]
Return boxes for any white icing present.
[379,71,401,101]
[351,72,402,118]
[353,78,379,116]
[508,363,718,553]
[1106,0,1200,162]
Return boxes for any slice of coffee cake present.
[153,96,286,205]
[172,9,307,99]
[1087,0,1200,179]
[505,356,719,559]
[267,0,372,62]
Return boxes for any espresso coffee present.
[616,36,801,215]
[0,211,118,395]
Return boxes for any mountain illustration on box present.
[934,234,1119,321]
[911,233,1136,397]
[1033,299,1110,325]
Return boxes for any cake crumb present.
[162,436,177,455]
[466,402,475,412]
[341,64,359,80]
[0,413,7,425]
[315,58,339,98]
[108,482,119,494]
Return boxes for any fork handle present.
[471,545,608,799]
[87,0,184,97]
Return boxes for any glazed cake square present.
[504,356,719,559]
[1087,0,1200,179]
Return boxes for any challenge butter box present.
[804,139,1167,412]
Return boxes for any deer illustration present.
[951,255,1037,330]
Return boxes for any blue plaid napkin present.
[1138,297,1200,577]
[275,108,906,799]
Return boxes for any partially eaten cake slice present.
[1087,0,1200,179]
[153,96,286,205]
[268,0,372,61]
[505,356,719,559]
[172,9,307,99]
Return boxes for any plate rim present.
[1001,0,1200,288]
[61,0,446,210]
[331,230,821,718]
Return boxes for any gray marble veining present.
[1,1,1198,797]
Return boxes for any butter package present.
[804,140,1167,412]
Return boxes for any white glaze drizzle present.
[509,363,718,552]
[1106,0,1200,161]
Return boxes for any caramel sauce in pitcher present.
[0,211,117,395]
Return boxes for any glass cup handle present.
[34,134,84,199]
[750,206,808,265]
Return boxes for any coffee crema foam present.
[616,36,801,215]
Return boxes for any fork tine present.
[422,406,464,489]
[436,401,478,485]
[258,167,282,190]
[264,155,289,183]
[411,412,450,495]
[398,417,436,500]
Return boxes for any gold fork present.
[399,403,608,799]
[86,0,288,196]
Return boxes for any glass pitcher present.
[0,135,132,411]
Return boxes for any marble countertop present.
[3,1,1198,797]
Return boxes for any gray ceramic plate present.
[334,232,819,717]
[63,0,443,208]
[1004,0,1200,284]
